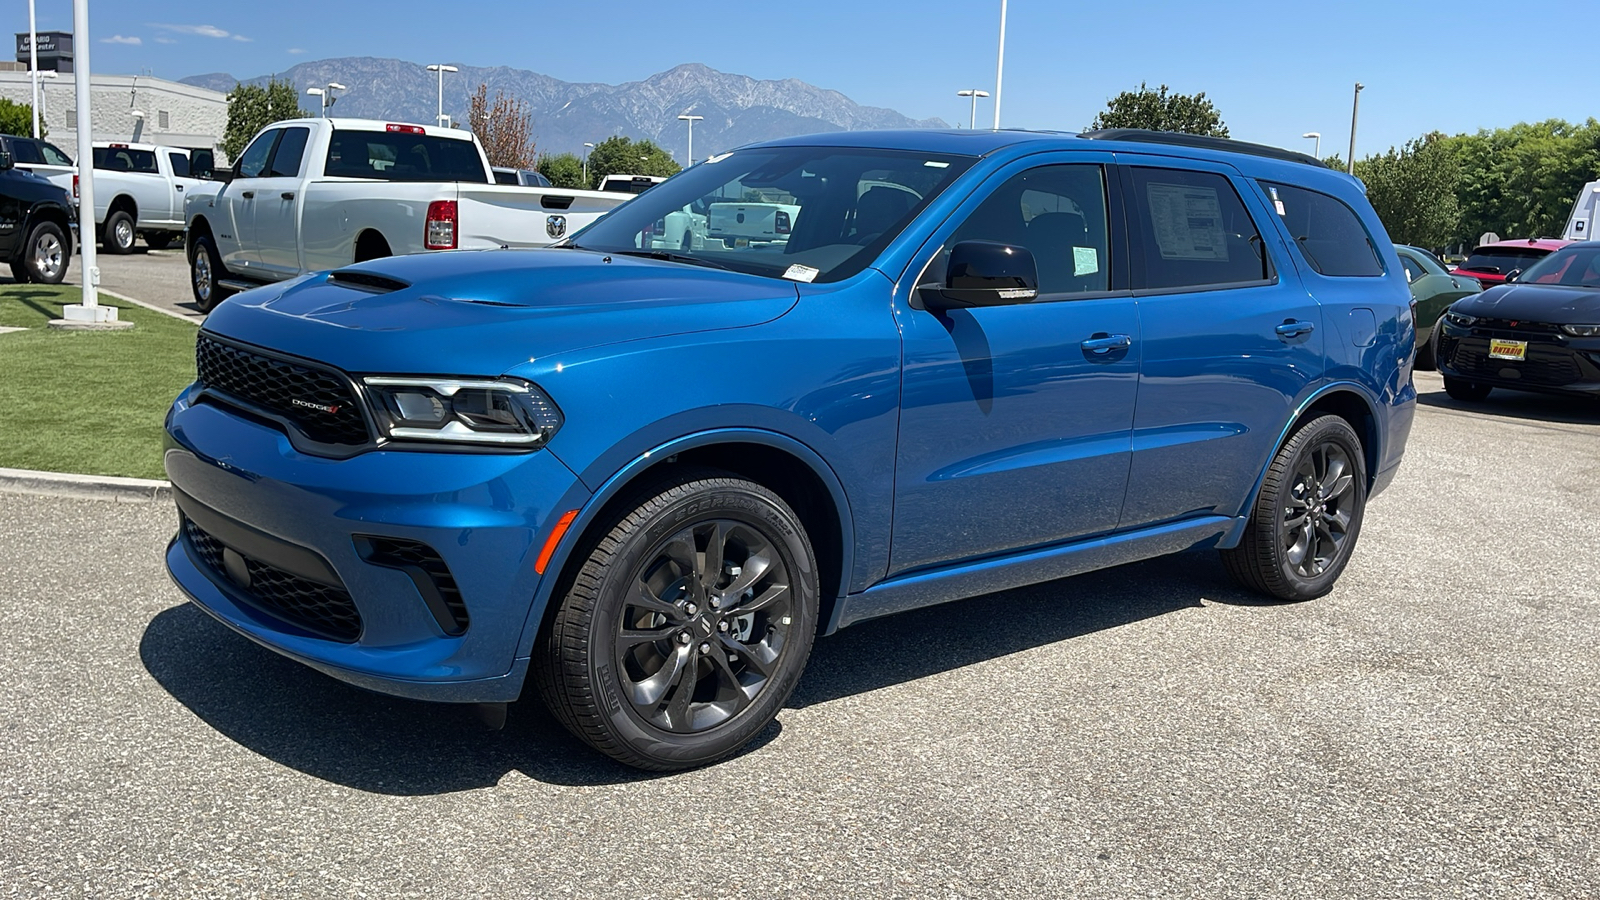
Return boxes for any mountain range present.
[180,59,947,163]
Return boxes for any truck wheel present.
[190,235,234,313]
[535,470,819,771]
[19,221,69,285]
[103,211,136,255]
[1221,415,1367,602]
[144,231,175,251]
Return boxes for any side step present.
[217,279,265,293]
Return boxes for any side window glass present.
[945,164,1110,295]
[1399,256,1425,283]
[12,140,42,164]
[266,127,310,178]
[1128,167,1269,290]
[1262,181,1385,277]
[168,153,190,178]
[235,131,278,180]
[39,142,72,166]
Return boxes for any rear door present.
[250,125,310,276]
[1116,156,1324,530]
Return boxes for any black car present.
[1436,241,1600,401]
[0,144,74,284]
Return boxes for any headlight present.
[1443,311,1478,327]
[363,376,562,447]
[1560,324,1600,337]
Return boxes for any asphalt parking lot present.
[1,374,1596,898]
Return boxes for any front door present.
[250,126,310,277]
[889,156,1140,577]
[218,128,281,271]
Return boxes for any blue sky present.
[33,0,1597,157]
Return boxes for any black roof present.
[1080,129,1328,168]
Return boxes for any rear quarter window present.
[1262,181,1385,277]
[1126,167,1272,290]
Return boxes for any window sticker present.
[783,264,820,283]
[1146,182,1228,261]
[1268,185,1286,216]
[1072,246,1100,276]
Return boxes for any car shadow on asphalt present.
[139,550,1262,794]
[1416,383,1600,425]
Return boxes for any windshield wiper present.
[609,249,733,272]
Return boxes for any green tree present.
[537,152,585,188]
[1446,120,1600,245]
[222,78,306,161]
[0,98,35,137]
[1352,133,1461,248]
[1089,83,1228,138]
[1320,154,1348,173]
[584,135,680,189]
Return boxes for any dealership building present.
[1,31,226,159]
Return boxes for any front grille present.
[358,537,469,635]
[184,517,363,642]
[1471,318,1563,335]
[195,333,370,446]
[1445,341,1583,387]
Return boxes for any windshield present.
[1520,246,1600,287]
[569,147,974,283]
[1460,247,1551,275]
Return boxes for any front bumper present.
[163,385,590,702]
[1437,321,1600,396]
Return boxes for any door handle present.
[176,185,184,191]
[241,190,255,199]
[1275,320,1315,337]
[281,192,295,200]
[1081,333,1132,354]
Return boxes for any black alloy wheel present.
[1444,377,1492,402]
[190,235,234,313]
[103,210,136,255]
[1222,415,1367,601]
[536,470,818,771]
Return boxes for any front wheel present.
[190,235,234,313]
[102,211,136,255]
[536,470,819,771]
[1415,327,1436,370]
[1221,415,1367,601]
[18,221,68,284]
[1444,377,1492,402]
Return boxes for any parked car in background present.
[163,128,1414,771]
[0,133,75,198]
[492,166,553,187]
[1436,241,1600,401]
[1453,238,1570,288]
[184,118,632,312]
[596,173,665,195]
[707,199,801,248]
[90,141,211,253]
[1394,244,1482,369]
[0,144,74,283]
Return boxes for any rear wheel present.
[102,211,136,255]
[1222,415,1367,602]
[190,234,233,313]
[536,470,819,771]
[1444,377,1492,402]
[144,231,175,251]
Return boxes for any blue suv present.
[164,129,1415,770]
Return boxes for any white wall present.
[0,72,226,159]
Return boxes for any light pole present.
[427,64,458,128]
[1347,83,1364,174]
[957,89,989,130]
[27,0,39,138]
[582,142,594,186]
[1302,131,1321,159]
[306,87,324,116]
[993,0,1007,129]
[307,83,346,117]
[34,69,55,136]
[57,0,124,328]
[677,114,703,166]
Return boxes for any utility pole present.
[582,142,594,186]
[1347,83,1364,175]
[427,64,458,128]
[993,0,1007,130]
[677,114,703,166]
[957,89,989,130]
[28,0,39,138]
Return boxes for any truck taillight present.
[72,174,78,199]
[425,200,458,250]
[386,124,426,134]
[775,210,791,235]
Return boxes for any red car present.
[1454,238,1571,287]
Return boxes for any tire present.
[190,235,234,313]
[680,230,694,252]
[1415,327,1436,370]
[1221,415,1367,602]
[535,469,819,771]
[18,221,68,285]
[1444,377,1492,402]
[102,210,136,255]
[144,231,175,251]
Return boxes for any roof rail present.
[1079,129,1328,169]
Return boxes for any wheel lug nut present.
[709,597,721,610]
[699,642,711,654]
[717,620,729,632]
[685,603,698,616]
[677,632,691,645]
[727,653,739,662]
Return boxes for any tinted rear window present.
[93,147,158,174]
[1126,167,1271,290]
[1461,247,1551,275]
[324,131,487,183]
[1262,181,1384,277]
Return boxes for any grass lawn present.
[0,286,196,480]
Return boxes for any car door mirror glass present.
[924,240,1039,310]
[1504,268,1521,284]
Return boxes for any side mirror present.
[1504,268,1522,284]
[0,149,12,171]
[925,240,1039,310]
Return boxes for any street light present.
[306,83,346,117]
[993,0,1008,129]
[306,87,325,116]
[1347,83,1364,174]
[426,64,458,128]
[582,142,594,186]
[1302,131,1321,159]
[27,0,39,138]
[957,89,989,130]
[677,114,703,167]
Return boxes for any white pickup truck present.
[184,118,631,311]
[90,142,210,253]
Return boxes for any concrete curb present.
[98,288,203,325]
[0,466,171,503]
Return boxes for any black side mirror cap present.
[1503,268,1522,284]
[0,149,13,171]
[924,240,1039,310]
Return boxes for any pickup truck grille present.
[195,333,371,447]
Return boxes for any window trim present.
[264,125,311,179]
[1117,161,1279,294]
[1256,179,1387,279]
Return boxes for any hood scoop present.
[328,270,411,294]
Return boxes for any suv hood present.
[1453,282,1600,322]
[201,249,800,375]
